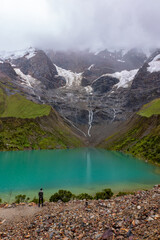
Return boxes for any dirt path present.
[0,205,43,223]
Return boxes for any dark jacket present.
[39,190,43,199]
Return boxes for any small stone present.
[102,228,113,239]
[137,205,141,210]
[95,233,102,239]
[25,235,31,238]
[154,214,160,219]
[49,232,54,239]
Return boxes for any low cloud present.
[0,0,160,51]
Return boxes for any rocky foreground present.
[0,186,160,240]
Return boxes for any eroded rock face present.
[13,50,66,89]
[1,47,156,140]
[92,76,119,93]
[0,62,17,79]
[44,48,147,135]
[126,50,160,111]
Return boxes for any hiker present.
[38,188,43,207]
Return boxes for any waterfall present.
[112,108,116,122]
[88,109,93,137]
[87,94,94,137]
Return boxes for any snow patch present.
[0,47,36,60]
[147,54,160,73]
[88,64,94,70]
[112,69,138,88]
[25,51,36,59]
[84,86,93,94]
[117,59,125,63]
[55,65,83,87]
[0,60,3,64]
[14,68,38,88]
[93,69,138,89]
[121,49,129,57]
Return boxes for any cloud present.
[0,0,160,51]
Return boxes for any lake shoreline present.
[0,185,160,239]
[0,148,160,203]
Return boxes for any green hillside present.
[0,89,51,118]
[138,98,160,117]
[0,88,84,151]
[98,99,160,165]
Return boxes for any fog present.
[0,0,160,51]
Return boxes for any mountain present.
[98,98,160,165]
[45,48,148,139]
[0,79,84,150]
[1,47,159,144]
[126,50,160,111]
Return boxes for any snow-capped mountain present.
[1,47,160,141]
[0,47,37,61]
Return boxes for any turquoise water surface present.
[0,148,160,201]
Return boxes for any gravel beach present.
[0,185,160,239]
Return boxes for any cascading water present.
[112,108,116,122]
[88,109,93,137]
[87,95,94,137]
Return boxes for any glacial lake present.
[0,148,160,202]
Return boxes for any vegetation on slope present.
[98,99,160,165]
[0,87,84,151]
[0,110,84,151]
[138,98,160,117]
[0,89,51,118]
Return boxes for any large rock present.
[0,62,17,79]
[92,76,119,93]
[13,50,66,89]
[126,50,160,111]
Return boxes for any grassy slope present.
[0,89,51,118]
[0,87,84,151]
[138,98,160,117]
[98,99,160,165]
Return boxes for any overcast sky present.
[0,0,160,51]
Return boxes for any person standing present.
[38,188,43,207]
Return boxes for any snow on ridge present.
[0,60,3,64]
[25,51,36,59]
[14,68,38,88]
[117,59,125,63]
[93,69,138,89]
[0,47,36,60]
[113,69,138,88]
[88,64,95,70]
[55,64,83,87]
[84,86,93,94]
[147,54,160,73]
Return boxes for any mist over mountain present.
[0,0,160,52]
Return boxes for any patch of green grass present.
[138,98,160,117]
[116,191,134,197]
[0,93,51,119]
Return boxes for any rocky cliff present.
[1,47,160,143]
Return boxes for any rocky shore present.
[0,186,160,239]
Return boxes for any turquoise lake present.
[0,148,160,201]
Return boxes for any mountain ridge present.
[1,47,160,145]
